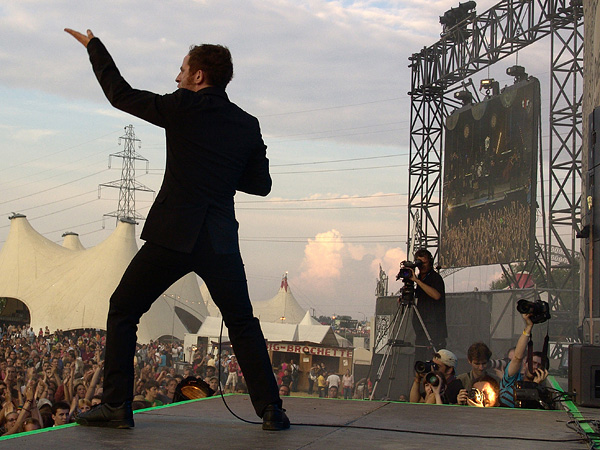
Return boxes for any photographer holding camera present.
[498,313,549,407]
[402,249,447,362]
[409,369,446,405]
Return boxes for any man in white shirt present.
[326,372,341,398]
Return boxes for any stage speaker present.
[568,344,600,407]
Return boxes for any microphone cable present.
[216,317,261,425]
[205,319,583,444]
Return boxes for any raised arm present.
[507,313,534,378]
[85,361,103,401]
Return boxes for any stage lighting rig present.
[480,78,499,97]
[454,90,473,106]
[439,1,477,30]
[506,65,528,83]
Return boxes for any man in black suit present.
[65,28,288,430]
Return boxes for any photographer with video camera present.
[498,312,549,408]
[400,249,447,362]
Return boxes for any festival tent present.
[187,310,352,349]
[0,214,208,343]
[251,274,306,324]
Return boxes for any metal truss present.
[408,0,583,340]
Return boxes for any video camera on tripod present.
[396,260,424,304]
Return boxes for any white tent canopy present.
[0,214,208,343]
[251,274,306,324]
[191,314,350,348]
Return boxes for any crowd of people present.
[0,323,198,435]
[441,199,532,266]
[0,312,550,436]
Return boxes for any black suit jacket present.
[87,38,271,253]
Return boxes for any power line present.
[0,147,116,193]
[0,169,109,206]
[272,163,406,175]
[237,193,402,204]
[270,153,405,167]
[268,121,407,140]
[237,204,405,211]
[1,189,98,216]
[0,129,120,175]
[258,97,404,117]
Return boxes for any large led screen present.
[440,77,540,268]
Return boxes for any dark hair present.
[531,351,549,369]
[187,44,233,88]
[144,380,159,391]
[467,342,492,363]
[414,248,433,262]
[473,374,499,391]
[52,401,70,414]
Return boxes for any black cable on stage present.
[216,317,260,425]
[212,317,582,445]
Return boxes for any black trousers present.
[101,226,281,417]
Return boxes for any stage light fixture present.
[439,1,477,28]
[480,78,500,96]
[454,90,473,106]
[506,65,528,83]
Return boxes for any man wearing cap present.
[432,349,463,404]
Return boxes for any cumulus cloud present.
[300,229,345,280]
[370,246,407,279]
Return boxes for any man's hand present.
[457,388,468,405]
[25,380,36,402]
[408,267,418,283]
[64,28,95,48]
[533,368,548,384]
[522,313,534,329]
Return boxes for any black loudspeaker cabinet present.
[568,344,600,408]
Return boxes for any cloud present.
[11,128,58,143]
[370,246,407,279]
[300,229,344,280]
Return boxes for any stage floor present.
[1,394,597,449]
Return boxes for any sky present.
[0,0,563,320]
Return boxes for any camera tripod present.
[369,296,438,401]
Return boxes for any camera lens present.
[425,372,439,387]
[414,361,427,373]
[516,299,534,314]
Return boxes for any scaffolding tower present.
[407,0,584,349]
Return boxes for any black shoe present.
[75,402,134,429]
[262,404,290,431]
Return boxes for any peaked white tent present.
[251,274,306,324]
[0,214,208,343]
[190,309,350,349]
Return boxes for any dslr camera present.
[468,387,484,403]
[516,299,551,324]
[414,360,438,374]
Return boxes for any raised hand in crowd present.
[3,379,42,436]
